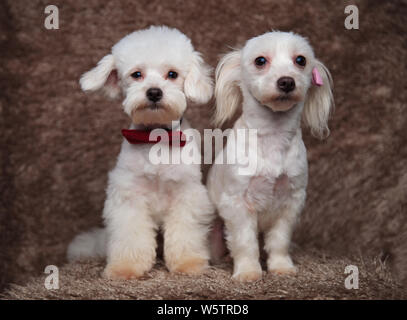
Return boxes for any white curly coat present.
[67,26,215,279]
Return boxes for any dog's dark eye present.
[295,55,306,67]
[168,71,178,79]
[254,56,267,67]
[131,71,142,79]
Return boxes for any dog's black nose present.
[146,88,163,102]
[277,77,295,93]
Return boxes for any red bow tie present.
[122,129,187,147]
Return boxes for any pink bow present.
[312,67,323,86]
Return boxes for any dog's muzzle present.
[277,77,295,93]
[146,87,163,103]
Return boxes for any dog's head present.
[214,31,334,138]
[80,26,213,126]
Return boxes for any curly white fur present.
[207,31,334,281]
[68,26,215,279]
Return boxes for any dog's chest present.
[255,135,289,176]
[243,135,300,213]
[245,173,292,214]
[119,144,200,219]
[143,176,175,215]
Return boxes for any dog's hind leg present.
[209,217,228,264]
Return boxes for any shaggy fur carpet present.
[1,0,406,299]
[3,249,406,300]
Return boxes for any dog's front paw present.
[169,257,208,275]
[268,255,297,275]
[232,269,263,282]
[232,261,263,282]
[103,260,151,280]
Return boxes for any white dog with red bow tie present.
[67,26,214,279]
[207,31,334,281]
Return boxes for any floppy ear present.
[303,60,334,139]
[213,50,242,127]
[184,51,213,104]
[79,54,121,99]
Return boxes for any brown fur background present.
[1,0,406,298]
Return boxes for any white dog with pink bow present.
[208,31,334,281]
